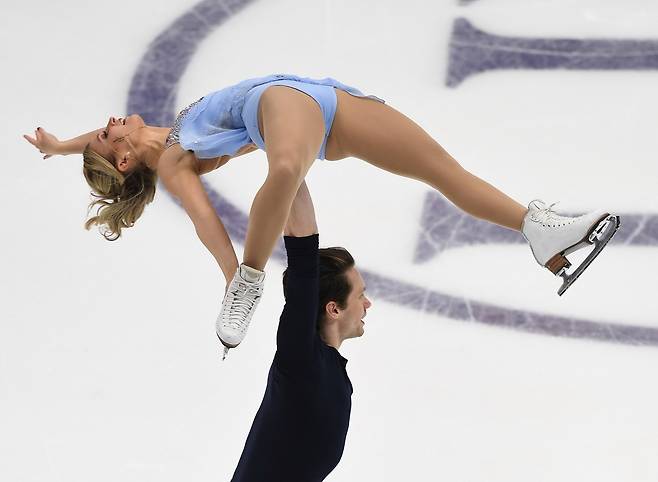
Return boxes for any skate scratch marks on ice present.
[127,0,658,348]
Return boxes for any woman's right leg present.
[216,86,326,353]
[330,89,527,231]
[242,86,326,270]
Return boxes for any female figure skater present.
[24,74,619,356]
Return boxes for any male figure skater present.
[230,181,371,482]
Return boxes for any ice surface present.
[3,0,658,481]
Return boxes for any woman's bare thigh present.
[329,89,462,184]
[258,85,326,166]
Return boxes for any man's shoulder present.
[272,336,325,372]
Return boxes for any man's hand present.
[284,181,318,237]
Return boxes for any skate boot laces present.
[529,200,574,227]
[221,281,262,332]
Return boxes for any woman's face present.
[88,114,145,173]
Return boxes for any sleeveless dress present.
[164,73,385,161]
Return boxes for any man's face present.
[336,267,372,340]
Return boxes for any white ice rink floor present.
[3,0,658,480]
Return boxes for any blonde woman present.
[23,73,619,357]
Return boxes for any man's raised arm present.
[276,181,320,367]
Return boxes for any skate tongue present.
[239,264,265,283]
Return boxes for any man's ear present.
[325,301,340,321]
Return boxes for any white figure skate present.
[216,264,265,360]
[522,200,620,296]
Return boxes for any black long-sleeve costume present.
[231,234,353,482]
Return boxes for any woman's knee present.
[266,157,308,185]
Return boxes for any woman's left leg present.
[328,89,527,231]
[325,89,619,296]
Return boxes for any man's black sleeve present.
[275,234,319,368]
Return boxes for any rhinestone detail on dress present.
[164,97,204,150]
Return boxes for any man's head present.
[283,247,372,347]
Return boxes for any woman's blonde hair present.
[82,145,157,241]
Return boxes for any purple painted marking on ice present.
[447,18,658,87]
[361,269,658,346]
[127,0,658,346]
[414,191,658,263]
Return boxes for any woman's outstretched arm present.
[23,127,103,159]
[159,148,239,285]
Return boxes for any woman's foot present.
[216,264,266,357]
[521,200,620,295]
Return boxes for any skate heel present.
[545,253,571,275]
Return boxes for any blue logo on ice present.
[127,0,658,347]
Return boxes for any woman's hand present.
[23,127,62,159]
[284,181,318,237]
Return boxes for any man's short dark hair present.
[282,247,355,328]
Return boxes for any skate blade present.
[216,333,238,361]
[557,215,620,296]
